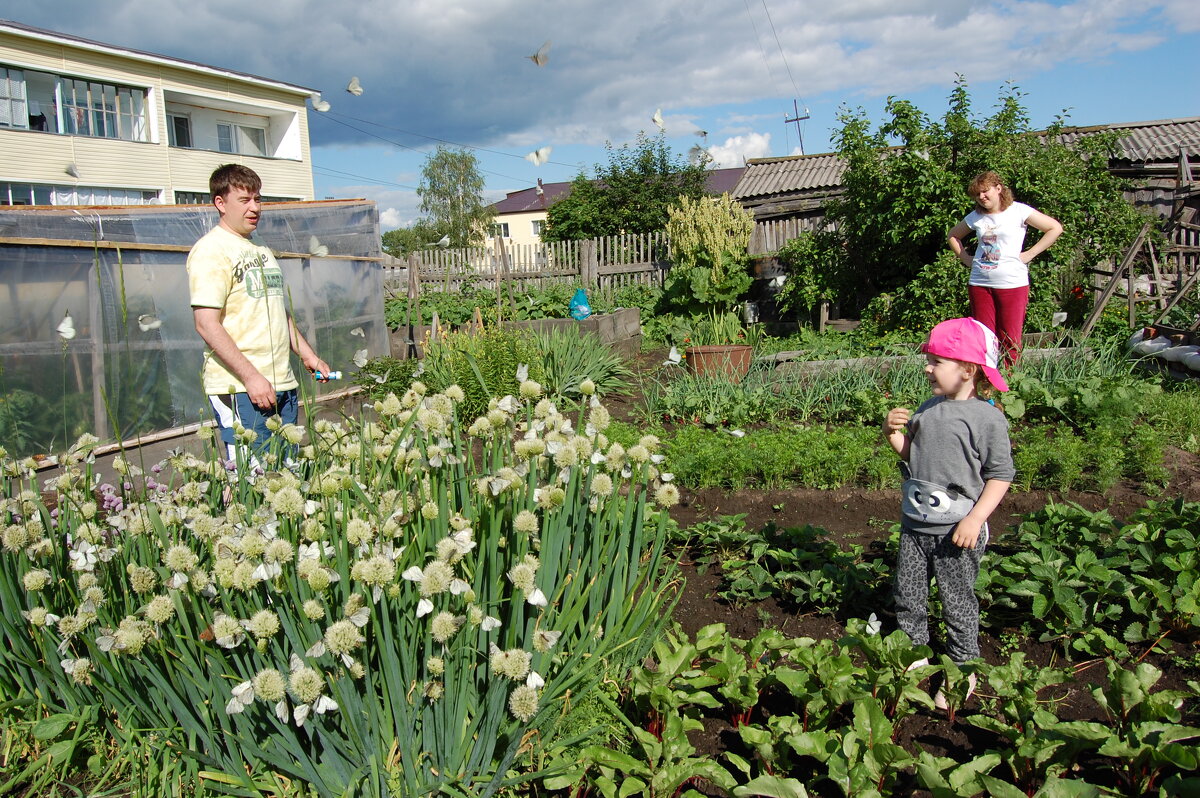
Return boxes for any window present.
[217,122,267,156]
[60,77,147,141]
[531,219,546,238]
[492,222,510,238]
[0,67,27,129]
[167,113,192,148]
[0,182,153,206]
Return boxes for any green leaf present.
[732,774,810,797]
[32,714,73,741]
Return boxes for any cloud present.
[379,207,405,230]
[707,133,773,168]
[7,0,1182,156]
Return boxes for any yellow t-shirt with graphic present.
[187,225,298,396]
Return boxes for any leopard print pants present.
[893,526,988,662]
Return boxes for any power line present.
[323,109,577,169]
[760,0,803,103]
[311,110,575,184]
[311,165,418,190]
[742,0,776,86]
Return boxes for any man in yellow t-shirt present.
[187,164,330,464]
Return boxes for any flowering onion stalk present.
[0,378,678,796]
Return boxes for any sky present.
[6,0,1199,230]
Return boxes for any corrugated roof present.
[733,117,1200,202]
[1057,117,1200,162]
[493,166,746,215]
[733,153,845,201]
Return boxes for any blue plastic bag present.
[569,288,592,320]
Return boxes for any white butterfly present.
[309,235,328,257]
[449,578,471,595]
[350,327,365,338]
[527,40,551,67]
[225,680,255,714]
[310,92,330,112]
[434,234,450,248]
[306,641,327,658]
[526,588,548,607]
[1051,312,1068,327]
[401,566,424,582]
[516,363,529,382]
[652,108,665,131]
[865,612,882,636]
[373,369,390,385]
[663,346,681,365]
[535,629,561,650]
[66,162,80,178]
[416,598,434,618]
[346,607,370,628]
[727,429,746,438]
[346,76,363,96]
[526,670,545,689]
[481,615,501,631]
[137,313,162,332]
[535,183,544,197]
[353,349,369,368]
[525,147,552,167]
[57,312,76,341]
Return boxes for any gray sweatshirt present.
[903,396,1016,535]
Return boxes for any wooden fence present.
[382,231,672,295]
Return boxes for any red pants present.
[968,284,1028,366]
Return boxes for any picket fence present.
[381,232,674,297]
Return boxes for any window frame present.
[166,112,192,148]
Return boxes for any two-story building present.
[0,19,316,206]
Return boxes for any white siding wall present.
[0,28,314,203]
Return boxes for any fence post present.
[581,239,598,287]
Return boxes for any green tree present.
[780,79,1145,332]
[543,133,712,241]
[416,146,494,248]
[381,220,439,258]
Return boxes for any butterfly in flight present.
[525,146,552,166]
[527,40,551,67]
[346,76,363,96]
[310,92,330,112]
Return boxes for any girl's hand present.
[952,516,984,548]
[883,407,910,436]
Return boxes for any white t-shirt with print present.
[964,201,1034,289]
[187,225,298,396]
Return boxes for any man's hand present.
[245,373,277,409]
[306,357,334,382]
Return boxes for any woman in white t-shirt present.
[947,171,1062,366]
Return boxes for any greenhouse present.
[0,200,386,457]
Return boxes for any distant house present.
[732,117,1200,253]
[0,19,316,206]
[486,166,746,249]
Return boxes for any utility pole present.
[784,99,810,155]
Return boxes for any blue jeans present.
[210,389,298,462]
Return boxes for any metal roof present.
[733,117,1200,202]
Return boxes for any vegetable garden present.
[5,283,1200,796]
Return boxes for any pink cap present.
[921,318,1009,392]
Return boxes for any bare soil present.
[611,349,1200,794]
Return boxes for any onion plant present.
[0,376,678,796]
